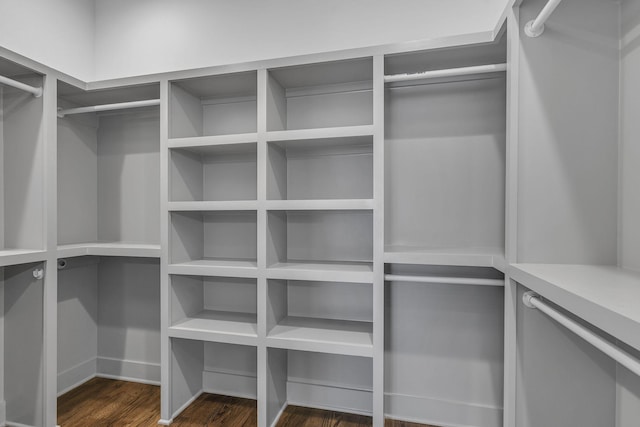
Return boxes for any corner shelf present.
[509,263,640,350]
[169,310,258,346]
[0,249,48,268]
[57,242,161,259]
[267,317,373,357]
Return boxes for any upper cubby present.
[170,71,257,138]
[267,58,373,132]
[57,81,161,253]
[0,57,45,261]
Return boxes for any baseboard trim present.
[202,370,257,400]
[97,357,161,385]
[287,381,372,416]
[384,392,502,427]
[57,358,97,396]
[157,419,173,426]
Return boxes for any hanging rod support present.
[522,291,640,377]
[384,63,507,84]
[0,74,43,97]
[525,0,563,37]
[384,274,504,287]
[57,99,161,118]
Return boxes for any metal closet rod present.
[57,99,161,117]
[384,274,504,287]
[0,74,43,97]
[384,63,507,84]
[523,292,640,377]
[524,0,563,38]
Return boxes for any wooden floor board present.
[57,378,434,427]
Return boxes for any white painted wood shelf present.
[168,133,258,150]
[266,125,374,142]
[168,201,258,211]
[267,261,374,283]
[169,310,258,346]
[510,264,640,351]
[384,245,506,271]
[57,242,161,258]
[168,259,258,278]
[0,249,48,267]
[265,199,374,211]
[267,316,373,357]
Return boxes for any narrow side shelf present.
[384,246,506,271]
[57,242,161,258]
[0,249,47,267]
[267,261,374,283]
[510,263,640,351]
[267,317,373,357]
[169,310,258,346]
[169,259,258,278]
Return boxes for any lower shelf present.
[267,316,373,357]
[169,310,258,346]
[267,261,374,283]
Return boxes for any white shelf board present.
[266,125,374,142]
[267,316,373,357]
[168,259,258,278]
[169,310,258,346]
[167,133,258,150]
[0,249,47,268]
[168,201,258,211]
[57,242,161,258]
[265,199,374,211]
[384,245,506,271]
[510,264,640,351]
[267,261,373,283]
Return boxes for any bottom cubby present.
[57,256,160,396]
[1,262,45,427]
[385,264,504,427]
[169,338,257,422]
[266,349,373,426]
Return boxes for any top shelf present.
[510,263,640,351]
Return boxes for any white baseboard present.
[57,358,97,396]
[157,419,173,425]
[287,381,373,416]
[5,422,37,427]
[97,357,161,385]
[202,370,257,400]
[384,392,503,427]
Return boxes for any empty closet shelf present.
[169,259,258,278]
[169,310,258,345]
[168,133,258,150]
[267,261,374,283]
[57,242,161,258]
[384,245,506,271]
[267,316,373,357]
[265,199,374,211]
[168,201,258,211]
[266,125,374,142]
[0,249,47,267]
[510,263,640,351]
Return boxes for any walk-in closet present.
[1,0,640,426]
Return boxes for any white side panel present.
[97,111,160,244]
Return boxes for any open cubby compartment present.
[266,348,373,426]
[170,142,257,202]
[267,135,373,201]
[0,58,45,255]
[169,338,257,421]
[515,284,624,427]
[170,71,257,138]
[266,279,373,356]
[267,57,373,131]
[266,210,373,278]
[383,42,506,262]
[170,211,257,268]
[384,264,504,427]
[170,275,257,344]
[57,256,161,394]
[1,262,45,426]
[57,81,161,249]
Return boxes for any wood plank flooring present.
[57,378,435,427]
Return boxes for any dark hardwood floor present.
[57,378,434,427]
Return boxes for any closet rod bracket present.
[522,291,540,308]
[524,20,545,38]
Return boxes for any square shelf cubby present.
[170,71,257,138]
[266,279,373,356]
[170,211,257,275]
[267,136,373,201]
[266,210,373,282]
[170,142,257,202]
[170,274,257,345]
[267,58,373,132]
